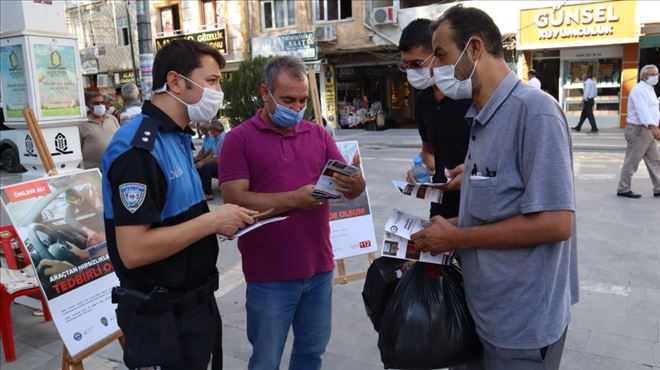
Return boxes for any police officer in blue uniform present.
[102,39,257,369]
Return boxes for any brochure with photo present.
[391,180,443,203]
[313,159,360,199]
[381,208,451,265]
[381,232,451,265]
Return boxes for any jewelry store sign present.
[155,28,227,54]
[519,0,637,50]
[251,32,317,61]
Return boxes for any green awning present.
[640,35,660,49]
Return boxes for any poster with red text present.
[0,169,120,358]
[329,141,378,259]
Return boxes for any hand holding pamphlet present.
[219,216,288,241]
[381,209,451,265]
[313,159,360,199]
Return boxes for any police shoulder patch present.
[119,182,147,213]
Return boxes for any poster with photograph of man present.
[0,169,120,358]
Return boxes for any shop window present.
[116,19,129,46]
[159,5,180,35]
[562,58,622,116]
[313,0,352,22]
[202,0,217,26]
[119,28,130,46]
[261,0,296,30]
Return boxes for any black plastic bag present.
[362,257,407,332]
[377,262,482,369]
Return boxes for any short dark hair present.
[84,90,102,106]
[152,39,225,90]
[399,18,432,53]
[430,5,503,58]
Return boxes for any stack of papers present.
[381,209,451,265]
[313,160,360,200]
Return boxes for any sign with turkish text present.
[116,70,139,86]
[518,0,637,50]
[252,31,317,60]
[34,44,81,118]
[0,169,120,358]
[329,141,378,259]
[323,64,337,125]
[0,44,30,119]
[139,53,154,97]
[155,28,227,54]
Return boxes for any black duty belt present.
[111,273,219,314]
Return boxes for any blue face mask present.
[267,90,306,128]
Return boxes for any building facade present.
[517,0,660,128]
[65,0,140,95]
[148,0,248,74]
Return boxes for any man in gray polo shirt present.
[411,5,578,370]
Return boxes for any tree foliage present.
[222,56,269,127]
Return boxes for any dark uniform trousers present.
[113,275,223,369]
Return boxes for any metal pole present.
[125,1,139,86]
[136,0,153,55]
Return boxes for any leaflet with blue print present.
[381,208,451,265]
[313,159,360,200]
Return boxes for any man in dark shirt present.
[102,39,257,369]
[400,18,472,218]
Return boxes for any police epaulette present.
[130,117,161,150]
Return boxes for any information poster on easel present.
[0,169,120,358]
[329,141,378,259]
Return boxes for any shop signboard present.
[518,0,638,50]
[329,141,378,259]
[33,44,81,118]
[115,70,139,86]
[0,44,30,119]
[252,31,317,61]
[323,64,337,125]
[155,28,227,54]
[0,169,120,358]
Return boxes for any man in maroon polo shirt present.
[219,55,366,370]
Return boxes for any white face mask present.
[405,54,435,90]
[646,75,659,86]
[433,38,478,100]
[92,104,106,117]
[155,74,224,122]
[407,68,435,90]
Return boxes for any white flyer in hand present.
[381,232,451,265]
[313,159,360,199]
[384,208,431,240]
[392,180,444,203]
[219,216,288,241]
[413,181,448,188]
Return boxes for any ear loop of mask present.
[153,76,191,106]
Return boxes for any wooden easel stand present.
[22,108,125,370]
